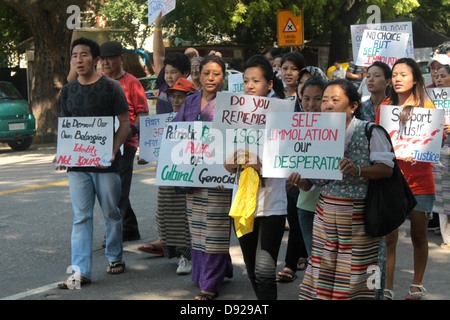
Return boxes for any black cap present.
[99,41,123,57]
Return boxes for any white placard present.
[351,21,414,63]
[148,0,176,25]
[262,112,346,179]
[379,105,445,163]
[355,29,410,67]
[227,73,244,93]
[139,112,177,162]
[155,121,236,188]
[212,92,295,160]
[56,117,114,167]
[427,87,450,124]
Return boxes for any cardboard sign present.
[139,112,177,162]
[262,112,346,179]
[148,0,176,25]
[355,29,409,67]
[155,121,235,188]
[56,117,114,167]
[379,105,445,163]
[277,10,303,47]
[351,21,414,63]
[212,92,295,161]
[427,87,450,124]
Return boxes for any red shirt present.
[114,73,149,149]
[376,99,445,195]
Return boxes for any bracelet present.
[357,165,361,176]
[154,27,162,31]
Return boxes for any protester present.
[138,11,191,255]
[289,79,394,300]
[358,66,370,102]
[57,37,130,288]
[295,77,327,256]
[432,65,450,250]
[273,54,284,77]
[152,12,191,114]
[149,78,196,275]
[263,47,283,65]
[98,41,149,243]
[172,54,233,300]
[280,52,306,99]
[224,54,288,299]
[295,66,328,112]
[375,57,446,300]
[346,60,364,88]
[427,54,450,88]
[360,61,392,122]
[435,65,450,88]
[190,56,203,91]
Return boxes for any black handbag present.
[364,123,416,237]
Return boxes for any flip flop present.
[57,275,91,289]
[107,261,126,275]
[276,269,297,282]
[405,284,426,300]
[195,292,218,300]
[138,242,164,255]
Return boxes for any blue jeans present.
[68,171,123,279]
[298,208,315,257]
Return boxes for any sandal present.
[138,242,164,255]
[107,261,126,275]
[276,268,297,282]
[195,292,218,300]
[57,275,91,289]
[405,284,426,300]
[297,258,308,271]
[383,289,395,300]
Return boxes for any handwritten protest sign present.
[56,117,113,167]
[155,121,235,188]
[148,0,176,25]
[262,112,346,179]
[227,73,244,93]
[351,21,414,64]
[139,112,177,162]
[379,105,445,163]
[427,87,450,124]
[212,92,295,162]
[355,29,409,67]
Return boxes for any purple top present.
[155,68,173,114]
[172,90,215,122]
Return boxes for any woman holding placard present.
[289,79,395,300]
[172,54,233,301]
[433,66,450,250]
[375,57,446,300]
[360,61,391,122]
[281,52,306,100]
[223,54,289,299]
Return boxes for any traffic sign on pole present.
[277,10,304,47]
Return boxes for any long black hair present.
[244,54,285,99]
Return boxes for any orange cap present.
[165,78,196,93]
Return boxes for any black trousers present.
[238,215,286,300]
[119,146,139,238]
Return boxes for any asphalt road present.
[0,143,448,305]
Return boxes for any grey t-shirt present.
[60,75,129,172]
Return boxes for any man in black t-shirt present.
[57,37,130,289]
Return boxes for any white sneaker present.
[177,256,192,275]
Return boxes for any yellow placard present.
[277,10,303,47]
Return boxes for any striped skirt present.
[186,188,232,254]
[299,194,382,300]
[156,186,191,259]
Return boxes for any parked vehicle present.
[138,76,158,115]
[0,81,36,151]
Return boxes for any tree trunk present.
[3,0,86,134]
[328,0,365,67]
